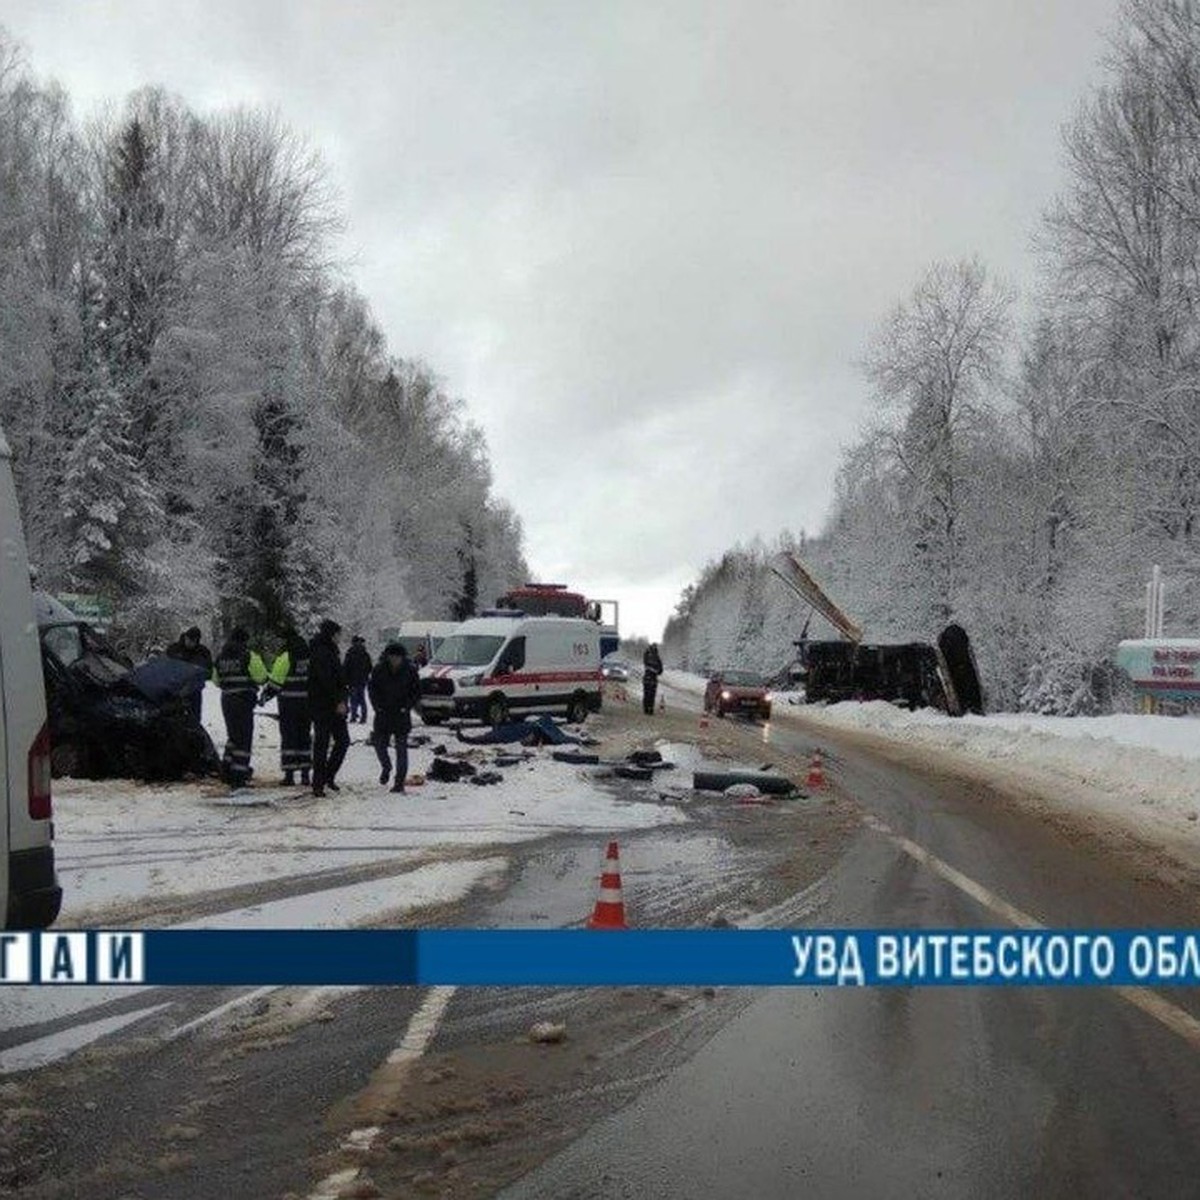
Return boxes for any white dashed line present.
[865,813,1200,1051]
[307,985,457,1198]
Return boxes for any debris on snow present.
[528,1021,567,1044]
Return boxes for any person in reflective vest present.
[265,627,312,787]
[212,627,268,788]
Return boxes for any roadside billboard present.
[1114,639,1200,700]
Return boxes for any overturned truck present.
[769,553,984,715]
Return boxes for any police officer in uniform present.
[265,626,312,787]
[642,643,664,715]
[213,627,268,788]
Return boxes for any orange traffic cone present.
[586,841,628,929]
[658,694,666,713]
[806,750,825,789]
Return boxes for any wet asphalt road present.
[500,716,1200,1200]
[13,690,1200,1199]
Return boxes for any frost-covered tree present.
[0,30,528,650]
[60,363,160,598]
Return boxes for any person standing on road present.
[213,627,268,788]
[167,625,213,724]
[344,635,373,724]
[265,626,312,787]
[642,643,664,715]
[308,618,350,797]
[368,641,421,793]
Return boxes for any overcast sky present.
[0,0,1121,638]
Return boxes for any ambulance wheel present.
[486,695,509,726]
[567,693,590,724]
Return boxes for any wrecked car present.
[36,593,219,781]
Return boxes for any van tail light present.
[29,722,52,820]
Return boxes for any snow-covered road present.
[50,684,684,925]
[2,688,689,1067]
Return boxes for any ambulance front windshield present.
[431,635,505,667]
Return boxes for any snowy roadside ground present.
[789,699,1200,866]
[2,687,688,1057]
[661,670,707,697]
[0,858,508,1047]
[50,684,686,925]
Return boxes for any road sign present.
[55,593,114,625]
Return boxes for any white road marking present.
[865,814,1200,1051]
[166,985,279,1042]
[0,1003,173,1074]
[387,984,457,1064]
[307,985,458,1199]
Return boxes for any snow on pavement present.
[0,857,506,1042]
[176,857,506,930]
[666,665,1200,863]
[4,687,685,1065]
[51,684,684,923]
[0,1003,174,1074]
[790,698,1200,864]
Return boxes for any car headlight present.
[460,672,484,687]
[721,690,732,701]
[764,693,774,704]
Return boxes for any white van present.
[419,615,602,726]
[384,620,460,663]
[0,426,60,929]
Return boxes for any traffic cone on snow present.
[586,841,629,929]
[658,694,666,713]
[699,713,710,729]
[806,750,825,789]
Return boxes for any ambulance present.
[419,614,602,726]
[0,424,60,928]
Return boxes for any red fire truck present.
[495,584,619,657]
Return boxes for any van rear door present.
[0,639,6,928]
[0,426,60,929]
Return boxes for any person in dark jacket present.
[212,627,268,787]
[368,642,421,793]
[344,635,373,724]
[264,626,312,787]
[167,626,213,723]
[642,643,664,715]
[308,618,350,797]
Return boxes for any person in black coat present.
[642,643,664,714]
[167,626,213,723]
[368,642,422,793]
[344,635,373,724]
[308,618,350,797]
